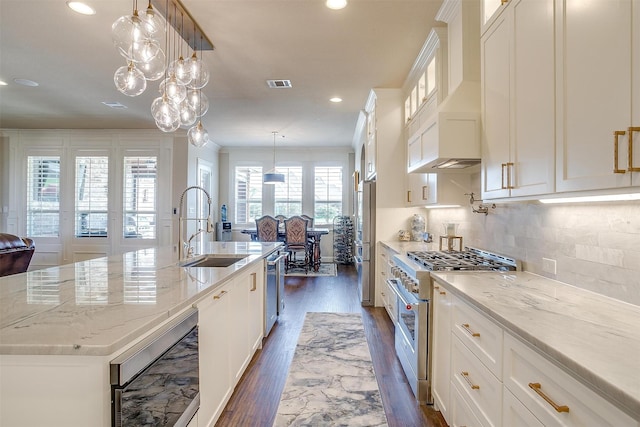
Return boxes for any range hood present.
[407,0,481,173]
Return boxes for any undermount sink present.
[180,254,249,268]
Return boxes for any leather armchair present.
[0,233,35,277]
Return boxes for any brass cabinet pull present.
[439,290,446,295]
[434,285,440,290]
[501,0,509,4]
[213,290,228,300]
[462,323,480,337]
[461,371,480,390]
[501,163,508,189]
[422,185,429,201]
[250,272,257,291]
[614,130,627,173]
[528,383,570,413]
[629,127,640,172]
[407,190,412,203]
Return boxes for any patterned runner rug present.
[273,312,388,426]
[284,262,337,277]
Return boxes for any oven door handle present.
[395,283,419,310]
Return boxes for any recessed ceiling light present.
[330,97,343,103]
[67,2,96,15]
[13,78,39,87]
[0,80,8,86]
[326,0,347,10]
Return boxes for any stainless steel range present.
[388,247,519,404]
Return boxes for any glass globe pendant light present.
[141,0,165,38]
[159,73,187,104]
[179,100,197,127]
[188,121,209,147]
[138,48,166,81]
[185,89,209,116]
[112,8,146,61]
[188,51,210,89]
[151,94,180,127]
[114,61,147,96]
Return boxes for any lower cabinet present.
[431,281,452,423]
[431,279,638,427]
[377,244,398,321]
[197,282,233,426]
[197,262,266,427]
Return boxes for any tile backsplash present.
[426,201,640,306]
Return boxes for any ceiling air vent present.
[266,79,292,89]
[102,101,128,109]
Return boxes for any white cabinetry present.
[365,104,377,180]
[197,262,265,427]
[377,244,397,322]
[503,333,636,427]
[555,0,640,192]
[431,281,452,424]
[481,0,555,200]
[406,173,469,207]
[197,283,232,427]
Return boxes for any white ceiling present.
[0,0,443,148]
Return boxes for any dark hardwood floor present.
[215,264,447,427]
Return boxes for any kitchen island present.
[431,271,640,426]
[0,241,281,427]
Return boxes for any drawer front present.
[452,334,502,427]
[503,386,544,427]
[503,333,636,427]
[452,380,484,427]
[452,295,503,379]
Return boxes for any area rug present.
[273,312,388,427]
[285,262,337,277]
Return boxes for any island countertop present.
[0,242,281,357]
[431,271,640,421]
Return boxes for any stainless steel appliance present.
[354,180,376,306]
[388,247,519,404]
[265,251,286,336]
[216,221,232,241]
[110,309,199,427]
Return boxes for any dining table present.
[240,227,329,272]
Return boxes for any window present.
[75,156,109,237]
[26,156,60,237]
[235,166,263,223]
[274,166,302,217]
[123,156,157,239]
[314,166,343,224]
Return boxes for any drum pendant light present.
[264,131,285,184]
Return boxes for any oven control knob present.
[406,304,413,310]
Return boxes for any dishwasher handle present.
[267,253,287,266]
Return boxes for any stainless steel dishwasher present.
[265,252,286,336]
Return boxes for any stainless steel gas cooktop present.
[406,247,519,271]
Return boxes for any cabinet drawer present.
[503,386,543,427]
[452,380,484,427]
[452,335,502,427]
[503,333,636,427]
[452,295,503,379]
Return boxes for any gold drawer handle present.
[629,127,640,172]
[528,383,570,413]
[439,290,446,295]
[250,272,257,291]
[614,130,627,173]
[213,290,228,300]
[461,371,480,390]
[462,323,480,337]
[501,163,508,189]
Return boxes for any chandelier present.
[111,0,214,147]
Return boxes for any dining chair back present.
[283,216,310,273]
[255,215,279,242]
[300,215,314,227]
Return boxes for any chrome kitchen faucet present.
[178,186,213,259]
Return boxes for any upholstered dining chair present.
[283,216,311,273]
[300,215,314,228]
[255,215,279,242]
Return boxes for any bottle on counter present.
[221,204,227,222]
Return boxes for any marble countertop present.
[0,242,281,357]
[379,240,435,254]
[431,271,640,421]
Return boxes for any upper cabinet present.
[481,0,555,200]
[365,94,377,181]
[555,0,640,192]
[404,1,483,175]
